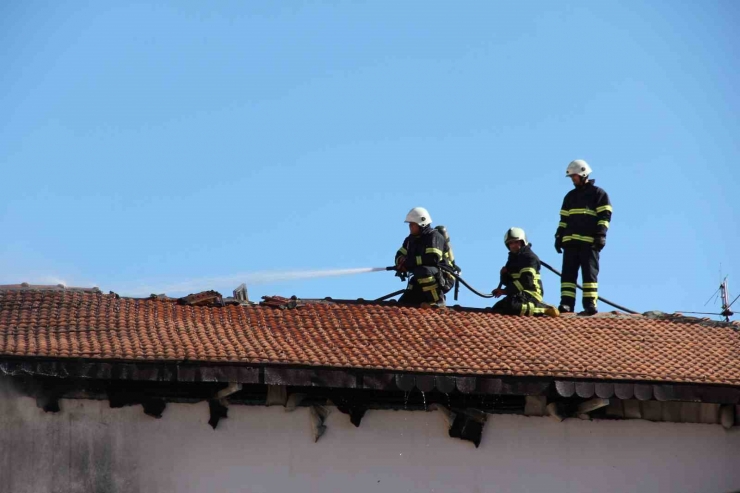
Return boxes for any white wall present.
[1,393,739,493]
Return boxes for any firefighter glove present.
[554,236,563,254]
[594,236,606,252]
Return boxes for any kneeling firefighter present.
[492,228,559,317]
[394,207,452,307]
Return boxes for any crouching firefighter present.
[394,207,451,307]
[492,228,559,317]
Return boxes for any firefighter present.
[554,159,612,315]
[395,207,449,307]
[492,228,559,317]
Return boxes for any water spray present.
[120,267,392,297]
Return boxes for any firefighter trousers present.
[397,266,445,307]
[560,245,600,311]
[492,292,549,316]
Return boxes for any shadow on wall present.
[0,376,140,493]
[0,375,25,423]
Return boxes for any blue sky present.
[1,1,738,317]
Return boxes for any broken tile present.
[577,398,610,415]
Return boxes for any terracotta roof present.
[1,288,739,385]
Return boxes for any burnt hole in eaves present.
[106,384,167,418]
[331,392,368,427]
[208,399,228,429]
[18,376,74,413]
[142,398,166,418]
[37,394,60,413]
[548,399,580,419]
[107,388,144,409]
[448,410,487,448]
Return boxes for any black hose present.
[540,260,638,314]
[383,266,495,301]
[430,265,494,299]
[375,289,407,302]
[450,273,495,298]
[384,263,636,313]
[451,265,636,313]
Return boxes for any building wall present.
[1,392,739,493]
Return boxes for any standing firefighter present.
[554,160,613,315]
[492,228,559,317]
[395,207,449,307]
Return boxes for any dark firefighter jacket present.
[556,180,612,245]
[500,245,543,302]
[395,226,447,272]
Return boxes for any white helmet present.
[565,159,592,178]
[504,227,528,247]
[405,207,432,227]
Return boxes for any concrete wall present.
[1,392,739,493]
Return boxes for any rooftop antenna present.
[719,277,736,323]
[680,275,738,322]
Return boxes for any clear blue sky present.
[2,1,738,317]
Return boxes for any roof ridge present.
[1,285,738,328]
[0,283,101,293]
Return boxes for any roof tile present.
[0,289,739,385]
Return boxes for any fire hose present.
[374,266,495,302]
[376,263,637,314]
[539,261,637,314]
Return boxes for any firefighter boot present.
[580,303,598,316]
[544,306,560,317]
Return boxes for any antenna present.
[680,275,736,322]
[719,277,734,323]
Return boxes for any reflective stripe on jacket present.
[501,245,544,302]
[556,181,612,245]
[395,226,447,271]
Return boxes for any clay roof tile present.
[0,289,739,385]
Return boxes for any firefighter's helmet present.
[565,159,592,178]
[405,207,432,227]
[504,227,528,247]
